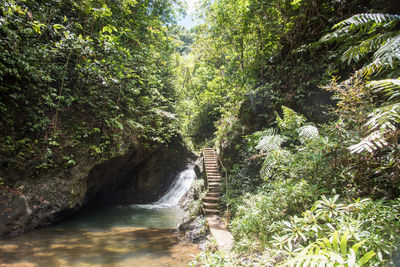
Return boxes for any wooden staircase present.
[203,148,222,215]
[202,148,234,252]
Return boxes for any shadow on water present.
[59,205,185,230]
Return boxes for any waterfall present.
[132,166,196,209]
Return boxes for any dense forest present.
[1,0,400,266]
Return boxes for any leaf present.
[358,251,376,265]
[348,131,388,154]
[52,24,64,30]
[340,231,349,256]
[332,231,339,252]
[352,241,365,255]
[321,238,332,250]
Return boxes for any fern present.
[297,125,319,144]
[354,60,387,79]
[373,34,400,67]
[342,32,393,64]
[276,106,306,131]
[349,131,388,154]
[365,103,400,132]
[368,79,400,100]
[255,128,286,153]
[333,13,400,30]
[323,13,399,80]
[320,26,351,43]
[260,149,291,179]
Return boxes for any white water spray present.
[132,166,196,209]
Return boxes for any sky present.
[177,0,201,29]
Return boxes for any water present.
[134,167,196,209]
[0,167,198,267]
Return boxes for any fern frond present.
[255,130,287,153]
[373,34,400,67]
[348,60,387,81]
[320,26,351,43]
[349,131,389,154]
[333,13,400,30]
[365,103,400,132]
[342,32,393,64]
[368,79,400,100]
[276,106,306,131]
[260,149,291,179]
[297,125,319,144]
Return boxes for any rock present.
[179,216,209,244]
[0,186,30,236]
[0,135,197,237]
[85,136,197,204]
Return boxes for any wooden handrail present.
[216,150,229,215]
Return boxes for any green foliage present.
[276,106,306,132]
[284,231,376,267]
[254,128,286,153]
[0,0,182,176]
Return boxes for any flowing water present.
[0,167,198,267]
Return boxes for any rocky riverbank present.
[0,136,197,237]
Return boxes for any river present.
[0,167,199,267]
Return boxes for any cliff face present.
[0,136,197,237]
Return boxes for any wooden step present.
[208,176,222,180]
[208,174,221,178]
[206,192,219,197]
[203,196,219,202]
[204,208,219,215]
[203,202,219,209]
[208,187,219,192]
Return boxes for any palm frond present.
[297,125,319,144]
[342,32,393,64]
[347,60,387,81]
[368,79,400,100]
[333,13,400,30]
[365,103,400,132]
[349,131,388,154]
[373,34,400,67]
[320,26,350,43]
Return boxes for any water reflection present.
[0,226,198,267]
[0,167,198,266]
[0,205,198,267]
[60,205,185,229]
